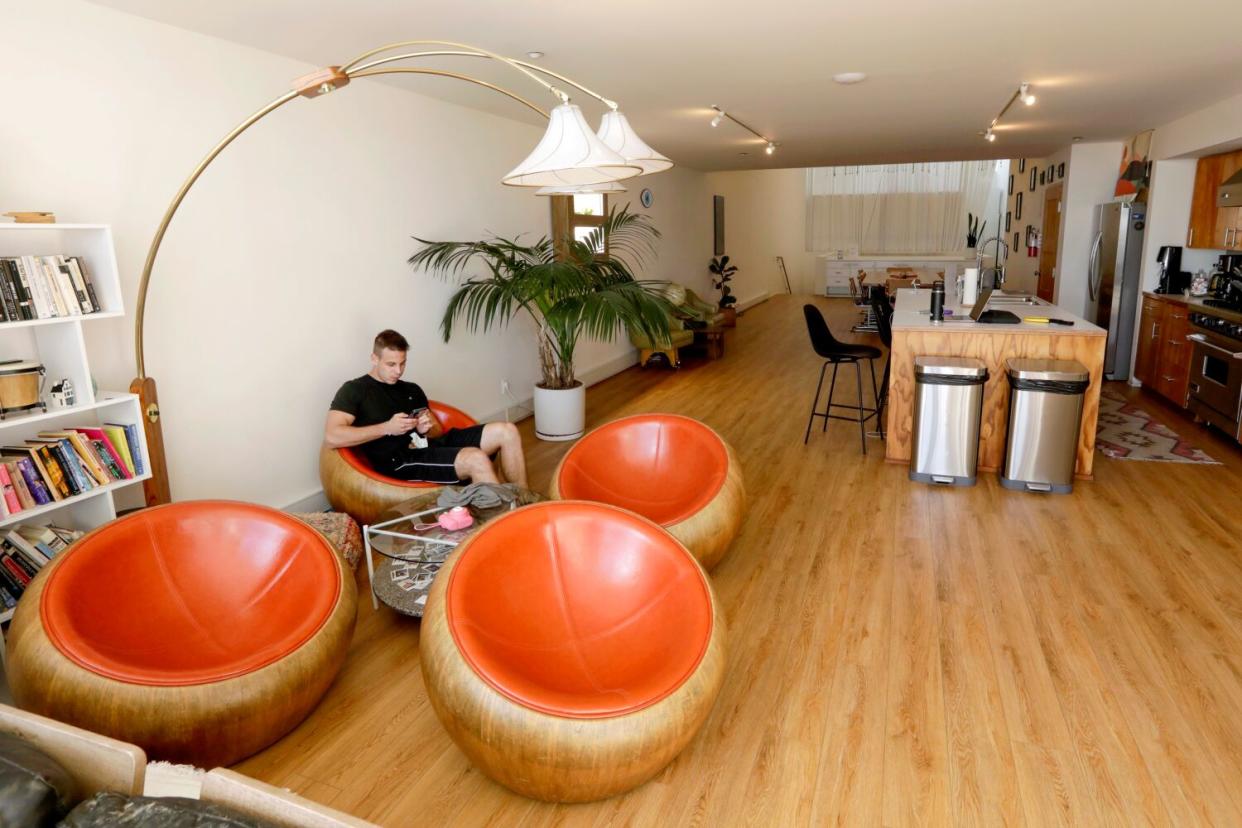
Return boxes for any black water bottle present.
[930,282,945,322]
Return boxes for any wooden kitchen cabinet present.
[1189,154,1223,248]
[1138,294,1194,407]
[1134,296,1164,386]
[1189,149,1242,249]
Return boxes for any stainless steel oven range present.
[1187,309,1242,440]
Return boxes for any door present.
[1135,297,1165,386]
[1038,184,1062,301]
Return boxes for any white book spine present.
[49,257,81,316]
[64,257,94,313]
[40,256,71,316]
[20,255,51,317]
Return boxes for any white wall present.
[1003,151,1068,293]
[0,1,710,508]
[702,169,807,300]
[1054,141,1124,317]
[1151,90,1242,160]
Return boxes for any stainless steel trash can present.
[1000,359,1090,494]
[910,356,989,486]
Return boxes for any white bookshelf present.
[0,224,149,535]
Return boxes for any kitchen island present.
[885,289,1107,478]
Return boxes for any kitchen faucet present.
[976,236,1009,289]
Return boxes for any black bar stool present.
[802,304,882,453]
[869,290,894,439]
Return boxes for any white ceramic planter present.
[533,382,585,441]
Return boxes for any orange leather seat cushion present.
[556,414,728,526]
[41,501,342,687]
[338,400,477,487]
[446,502,713,719]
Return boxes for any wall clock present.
[640,188,654,208]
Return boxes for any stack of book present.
[0,423,144,516]
[0,522,83,622]
[0,255,102,321]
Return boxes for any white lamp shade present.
[597,110,673,175]
[503,104,642,187]
[534,181,629,196]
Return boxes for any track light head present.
[984,130,996,142]
[711,113,724,127]
[1020,82,1036,106]
[766,142,776,155]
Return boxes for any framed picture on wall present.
[1014,232,1020,250]
[1005,211,1011,232]
[1019,158,1027,173]
[1008,174,1014,195]
[1058,162,1065,178]
[1029,168,1037,191]
[1015,192,1023,220]
[712,195,725,256]
[1039,170,1046,186]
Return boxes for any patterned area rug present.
[1096,390,1220,464]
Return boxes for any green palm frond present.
[410,205,673,389]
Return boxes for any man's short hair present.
[373,329,409,354]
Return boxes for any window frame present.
[551,194,609,259]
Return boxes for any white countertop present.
[890,289,1105,336]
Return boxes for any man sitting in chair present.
[324,329,527,487]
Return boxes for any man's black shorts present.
[380,424,486,484]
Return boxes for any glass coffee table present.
[362,487,544,617]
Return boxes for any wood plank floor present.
[236,294,1242,826]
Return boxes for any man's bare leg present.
[478,422,528,488]
[454,447,499,484]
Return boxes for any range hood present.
[1219,168,1242,207]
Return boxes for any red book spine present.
[0,464,20,514]
[2,554,31,585]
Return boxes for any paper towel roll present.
[962,267,979,307]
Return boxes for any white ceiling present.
[90,0,1242,171]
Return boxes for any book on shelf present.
[0,521,84,623]
[0,254,102,322]
[0,425,143,517]
[104,422,144,475]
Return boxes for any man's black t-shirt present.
[329,375,429,468]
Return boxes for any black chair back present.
[802,304,848,360]
[869,292,893,348]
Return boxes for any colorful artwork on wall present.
[1114,130,1153,202]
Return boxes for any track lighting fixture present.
[982,81,1040,142]
[709,105,778,155]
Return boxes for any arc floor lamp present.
[129,40,672,505]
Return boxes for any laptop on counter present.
[943,288,1021,324]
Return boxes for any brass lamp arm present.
[341,40,570,103]
[348,50,619,111]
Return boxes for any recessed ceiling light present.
[739,152,750,156]
[833,72,867,85]
[526,51,544,60]
[1072,136,1084,142]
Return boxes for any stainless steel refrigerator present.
[1087,201,1145,380]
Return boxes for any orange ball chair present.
[550,414,745,570]
[5,501,356,768]
[420,501,726,803]
[319,400,477,525]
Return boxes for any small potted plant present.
[709,255,738,327]
[966,213,986,250]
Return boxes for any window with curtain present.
[805,161,1005,255]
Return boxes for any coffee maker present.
[1212,253,1242,302]
[1155,245,1188,294]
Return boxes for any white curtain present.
[805,161,1005,255]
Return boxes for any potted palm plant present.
[410,206,673,441]
[709,255,738,326]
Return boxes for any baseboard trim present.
[738,292,770,312]
[284,488,330,513]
